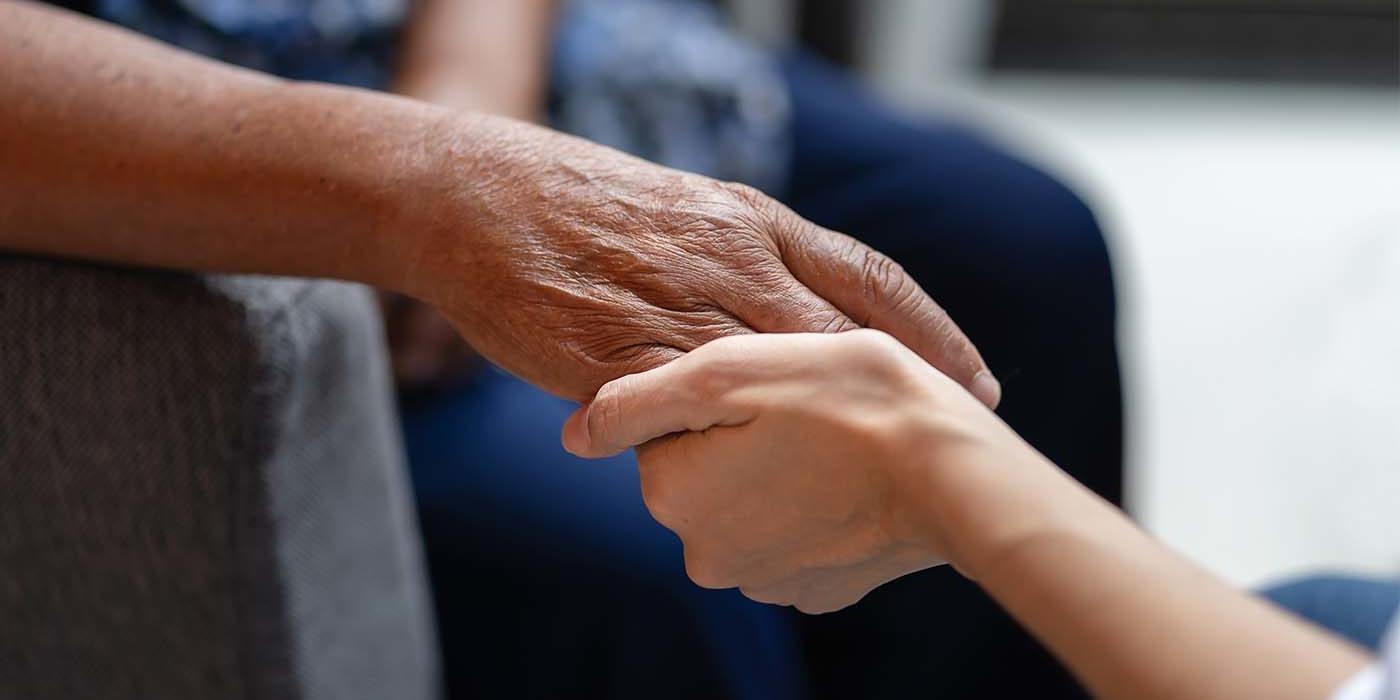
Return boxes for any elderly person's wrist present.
[371,110,546,301]
[345,104,519,300]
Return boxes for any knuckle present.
[740,587,791,607]
[639,473,681,528]
[587,378,629,441]
[845,327,899,352]
[816,313,859,335]
[717,181,768,210]
[679,353,739,405]
[695,332,749,358]
[834,329,907,374]
[794,593,856,616]
[861,250,916,305]
[684,547,734,590]
[716,180,794,244]
[792,599,826,615]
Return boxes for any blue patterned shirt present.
[90,0,791,190]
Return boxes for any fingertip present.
[561,403,593,457]
[971,371,1002,410]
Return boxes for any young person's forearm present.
[0,0,457,291]
[929,454,1370,700]
[393,0,555,119]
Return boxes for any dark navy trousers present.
[1263,574,1400,652]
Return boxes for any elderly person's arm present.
[382,0,555,385]
[567,331,1372,700]
[0,0,999,404]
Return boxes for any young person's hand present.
[560,330,1027,612]
[563,332,1373,700]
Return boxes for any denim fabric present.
[1263,574,1400,651]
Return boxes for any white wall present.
[905,75,1400,585]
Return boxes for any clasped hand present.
[562,330,1032,614]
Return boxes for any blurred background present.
[731,0,1400,586]
[6,1,1398,698]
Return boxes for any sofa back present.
[0,258,438,699]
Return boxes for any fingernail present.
[971,372,1002,410]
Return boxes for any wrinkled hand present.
[561,331,1016,613]
[403,117,999,404]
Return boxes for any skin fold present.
[564,331,1372,700]
[0,0,998,405]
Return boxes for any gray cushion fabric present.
[0,257,439,699]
